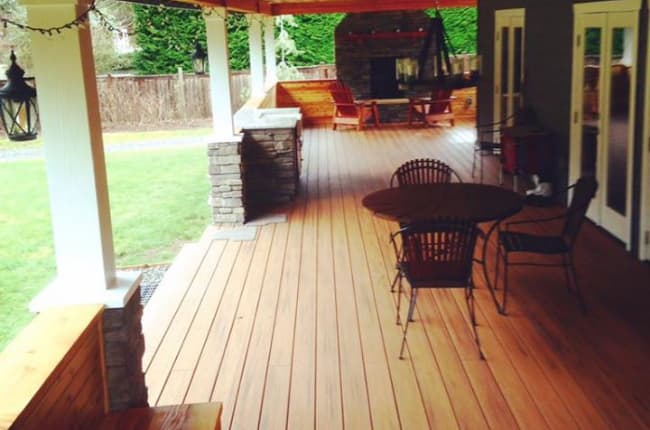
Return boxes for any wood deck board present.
[144,124,650,429]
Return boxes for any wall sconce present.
[192,42,208,75]
[0,51,38,142]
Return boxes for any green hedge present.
[132,6,476,74]
[133,6,251,74]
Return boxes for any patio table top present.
[362,183,524,224]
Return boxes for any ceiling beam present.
[268,0,475,15]
[121,0,475,15]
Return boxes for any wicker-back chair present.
[391,219,483,359]
[390,158,461,188]
[495,176,598,314]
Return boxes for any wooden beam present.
[128,0,475,14]
[268,0,475,15]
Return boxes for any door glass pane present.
[512,27,523,110]
[500,27,510,121]
[581,27,601,177]
[606,27,631,215]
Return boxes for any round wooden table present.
[362,183,523,224]
[362,183,524,314]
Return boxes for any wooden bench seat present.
[96,403,222,430]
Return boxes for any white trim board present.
[574,0,641,14]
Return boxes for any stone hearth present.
[335,11,438,123]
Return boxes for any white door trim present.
[494,8,525,124]
[574,0,641,14]
[570,6,639,249]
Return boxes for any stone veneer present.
[335,11,438,123]
[208,136,246,224]
[241,126,300,218]
[103,286,148,411]
[208,110,302,224]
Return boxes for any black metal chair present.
[472,121,504,184]
[388,159,462,293]
[494,176,598,314]
[390,158,462,187]
[472,110,534,184]
[391,219,484,359]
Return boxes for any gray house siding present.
[477,0,648,256]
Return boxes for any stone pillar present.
[208,136,246,223]
[241,127,299,208]
[103,287,148,411]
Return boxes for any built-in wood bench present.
[0,304,221,430]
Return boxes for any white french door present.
[494,9,525,124]
[570,2,639,248]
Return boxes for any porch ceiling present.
[127,0,476,15]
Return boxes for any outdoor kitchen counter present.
[238,108,303,218]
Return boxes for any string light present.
[0,0,204,38]
[0,1,266,38]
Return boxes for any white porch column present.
[247,14,265,97]
[263,16,277,87]
[205,7,235,136]
[22,0,138,310]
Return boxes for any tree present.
[275,15,303,80]
[281,13,344,66]
[428,8,477,54]
[132,6,251,75]
[91,0,136,73]
[0,0,31,72]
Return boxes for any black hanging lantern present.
[192,42,207,75]
[0,51,39,141]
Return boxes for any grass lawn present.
[0,145,210,351]
[0,128,213,151]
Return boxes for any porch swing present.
[422,5,479,89]
[407,5,478,126]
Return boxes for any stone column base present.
[103,287,148,411]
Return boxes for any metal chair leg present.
[501,253,510,315]
[390,268,400,293]
[494,243,502,291]
[465,285,485,360]
[396,273,404,325]
[407,288,417,322]
[567,254,587,314]
[399,289,418,359]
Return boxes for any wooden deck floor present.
[142,124,650,430]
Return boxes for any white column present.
[22,0,138,310]
[263,16,277,87]
[205,7,235,136]
[247,14,265,97]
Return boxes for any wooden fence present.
[96,65,336,129]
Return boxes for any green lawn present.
[0,128,213,151]
[0,145,210,350]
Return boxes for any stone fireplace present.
[335,11,439,122]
